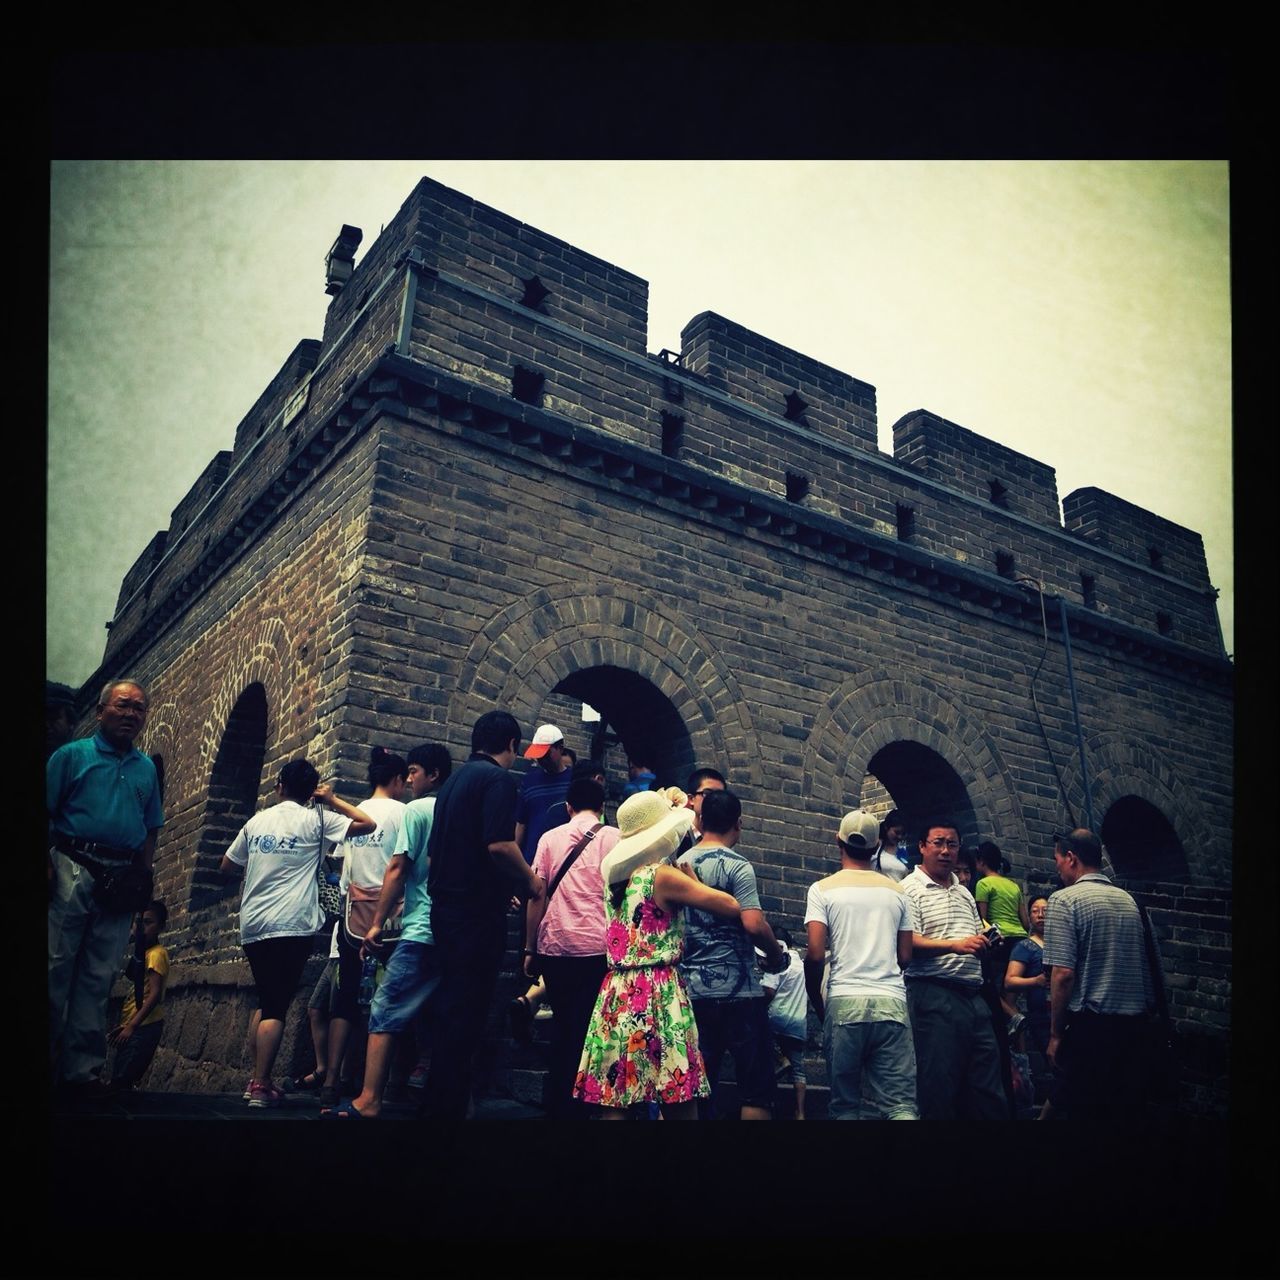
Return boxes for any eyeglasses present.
[927,838,961,850]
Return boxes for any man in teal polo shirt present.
[48,679,164,1093]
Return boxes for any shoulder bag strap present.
[544,822,604,905]
[1137,902,1171,1026]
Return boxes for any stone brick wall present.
[85,176,1232,1113]
[92,426,386,1090]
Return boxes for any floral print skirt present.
[573,962,709,1109]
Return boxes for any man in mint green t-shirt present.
[327,743,452,1119]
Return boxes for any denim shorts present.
[367,940,441,1035]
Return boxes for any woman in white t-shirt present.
[221,759,375,1108]
[322,747,408,1105]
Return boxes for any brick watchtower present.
[88,177,1231,1112]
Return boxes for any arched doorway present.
[528,665,695,797]
[859,740,979,845]
[1101,795,1188,880]
[189,683,269,912]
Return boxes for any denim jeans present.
[824,997,918,1120]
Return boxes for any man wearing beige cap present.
[514,724,572,865]
[804,809,917,1119]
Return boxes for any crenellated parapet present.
[680,310,878,453]
[230,340,320,457]
[893,409,1060,526]
[1064,486,1211,588]
[95,175,1228,690]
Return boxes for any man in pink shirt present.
[523,776,620,1119]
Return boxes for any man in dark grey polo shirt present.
[1043,828,1154,1121]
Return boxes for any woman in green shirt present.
[973,842,1030,1030]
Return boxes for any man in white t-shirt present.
[804,809,917,1120]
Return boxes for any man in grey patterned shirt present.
[1044,828,1155,1120]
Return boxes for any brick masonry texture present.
[84,177,1232,1113]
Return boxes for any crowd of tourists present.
[48,679,1166,1122]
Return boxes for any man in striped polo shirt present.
[1043,828,1154,1121]
[901,819,1008,1120]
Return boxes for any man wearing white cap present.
[804,809,917,1120]
[514,724,573,865]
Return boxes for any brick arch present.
[450,584,763,789]
[1058,731,1211,875]
[801,668,1028,856]
[197,615,294,782]
[138,698,180,801]
[137,697,180,856]
[180,615,298,914]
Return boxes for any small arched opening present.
[1101,795,1189,881]
[525,665,695,800]
[150,753,166,806]
[859,739,979,846]
[189,683,269,912]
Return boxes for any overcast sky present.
[47,160,1232,689]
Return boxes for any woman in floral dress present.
[574,789,742,1120]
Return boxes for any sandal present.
[508,995,533,1044]
[320,1100,370,1119]
[288,1069,326,1093]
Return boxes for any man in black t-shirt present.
[423,710,544,1120]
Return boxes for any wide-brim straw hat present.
[600,788,696,885]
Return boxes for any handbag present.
[317,856,344,921]
[91,861,153,914]
[316,800,344,927]
[344,880,404,947]
[526,822,603,979]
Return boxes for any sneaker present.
[407,1062,429,1090]
[242,1078,256,1101]
[248,1080,283,1108]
